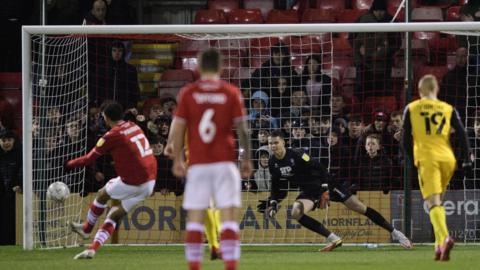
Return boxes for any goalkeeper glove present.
[268,200,278,218]
[257,199,268,213]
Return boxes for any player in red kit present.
[65,101,157,259]
[165,48,252,270]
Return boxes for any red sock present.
[83,200,106,233]
[89,218,116,251]
[185,223,204,270]
[220,222,240,270]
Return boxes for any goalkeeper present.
[258,130,412,251]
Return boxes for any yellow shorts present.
[416,159,456,199]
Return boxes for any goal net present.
[21,23,480,249]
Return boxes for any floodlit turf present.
[0,245,479,270]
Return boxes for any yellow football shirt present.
[405,98,455,165]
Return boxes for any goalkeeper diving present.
[258,130,412,251]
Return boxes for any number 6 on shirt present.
[199,108,216,144]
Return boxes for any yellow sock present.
[205,209,220,250]
[429,206,449,246]
[214,209,222,235]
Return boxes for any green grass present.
[0,245,479,270]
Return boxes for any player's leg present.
[219,207,240,270]
[432,160,456,261]
[70,185,110,239]
[186,210,207,270]
[330,181,412,249]
[342,195,412,248]
[418,160,453,260]
[85,204,127,255]
[74,178,155,259]
[205,208,221,260]
[214,162,242,270]
[291,196,342,252]
[183,164,212,270]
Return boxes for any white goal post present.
[22,22,480,250]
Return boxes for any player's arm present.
[260,165,286,216]
[65,136,112,168]
[401,106,414,161]
[235,119,253,179]
[450,108,473,165]
[233,86,253,178]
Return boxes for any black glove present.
[268,200,278,218]
[257,199,268,213]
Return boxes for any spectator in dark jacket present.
[152,136,182,196]
[351,0,399,100]
[0,130,22,245]
[301,55,332,114]
[90,41,139,110]
[250,42,299,91]
[358,133,394,193]
[441,47,468,120]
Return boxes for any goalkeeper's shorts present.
[296,181,351,205]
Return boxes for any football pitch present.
[0,245,479,270]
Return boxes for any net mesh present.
[26,27,480,248]
[30,34,88,248]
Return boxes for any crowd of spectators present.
[1,0,479,211]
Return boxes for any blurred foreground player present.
[165,48,252,270]
[66,101,157,259]
[259,130,412,251]
[183,133,222,260]
[402,75,473,261]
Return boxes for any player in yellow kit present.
[402,75,473,261]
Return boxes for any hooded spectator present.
[253,146,271,191]
[249,90,278,130]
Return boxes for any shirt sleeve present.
[66,133,115,168]
[401,106,414,161]
[450,108,472,162]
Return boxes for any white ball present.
[47,181,70,202]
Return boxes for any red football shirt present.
[67,121,157,185]
[174,79,247,165]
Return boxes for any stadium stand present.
[194,9,228,24]
[411,7,444,22]
[228,9,263,24]
[243,0,274,20]
[266,9,300,24]
[446,6,462,21]
[352,0,374,10]
[301,9,336,23]
[207,0,239,13]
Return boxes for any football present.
[46,181,70,202]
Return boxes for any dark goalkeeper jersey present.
[268,148,330,201]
